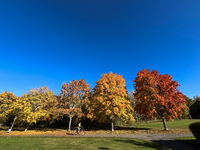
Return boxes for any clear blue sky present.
[0,0,200,99]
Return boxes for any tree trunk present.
[111,119,114,132]
[25,122,29,132]
[161,116,168,131]
[11,116,17,130]
[68,117,72,131]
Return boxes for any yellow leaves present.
[0,91,18,117]
[90,72,134,123]
[12,86,57,124]
[113,107,119,114]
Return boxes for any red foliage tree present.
[133,69,187,130]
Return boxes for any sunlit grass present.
[131,119,200,134]
[0,119,199,135]
[0,136,171,150]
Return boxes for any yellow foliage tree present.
[0,91,18,120]
[16,86,57,126]
[55,79,90,131]
[88,72,134,131]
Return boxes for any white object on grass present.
[8,129,11,133]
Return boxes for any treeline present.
[0,70,198,131]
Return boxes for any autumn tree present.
[55,79,90,131]
[88,72,134,131]
[133,69,187,130]
[127,90,136,109]
[0,91,18,125]
[16,86,57,127]
[181,97,195,119]
[127,90,146,122]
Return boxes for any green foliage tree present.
[180,97,195,119]
[185,97,195,108]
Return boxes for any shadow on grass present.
[84,126,151,131]
[114,139,170,150]
[176,139,200,150]
[0,127,62,132]
[98,147,110,149]
[0,127,27,131]
[115,126,150,131]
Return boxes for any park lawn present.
[1,119,199,135]
[0,136,171,150]
[175,136,200,150]
[131,119,200,134]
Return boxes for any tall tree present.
[127,90,145,122]
[88,72,134,131]
[133,69,187,130]
[17,86,57,126]
[180,97,195,119]
[55,79,90,131]
[185,97,195,108]
[0,91,18,123]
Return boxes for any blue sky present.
[0,0,200,99]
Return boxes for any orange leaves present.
[133,69,187,120]
[56,79,91,119]
[89,72,134,123]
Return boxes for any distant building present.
[190,100,200,119]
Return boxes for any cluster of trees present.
[0,69,195,131]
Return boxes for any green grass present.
[0,136,171,150]
[1,119,200,135]
[134,119,199,129]
[175,136,200,150]
[128,119,200,133]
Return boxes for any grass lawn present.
[129,119,200,134]
[175,136,200,150]
[0,119,199,135]
[0,136,171,150]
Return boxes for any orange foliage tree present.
[133,69,187,130]
[55,79,90,131]
[88,72,134,131]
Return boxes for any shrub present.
[189,122,200,142]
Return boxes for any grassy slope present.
[129,119,200,134]
[0,136,171,150]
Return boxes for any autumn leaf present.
[133,69,187,130]
[88,72,134,131]
[55,79,91,131]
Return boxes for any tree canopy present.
[17,86,57,125]
[133,69,187,130]
[55,79,90,131]
[88,72,134,131]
